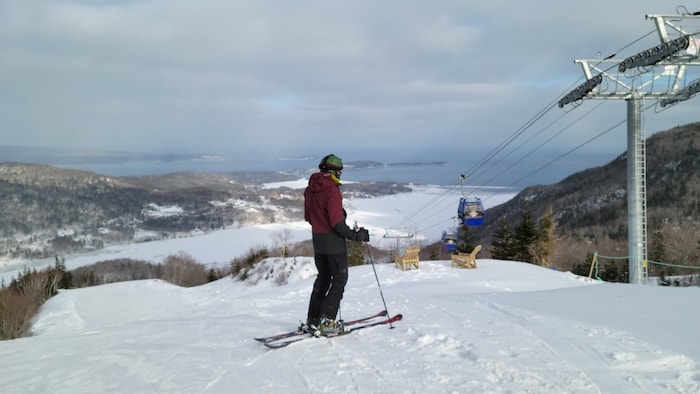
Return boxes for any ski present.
[263,313,403,349]
[254,310,388,344]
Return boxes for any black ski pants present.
[307,252,349,321]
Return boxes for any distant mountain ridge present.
[0,146,199,166]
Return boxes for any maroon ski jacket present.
[304,171,356,254]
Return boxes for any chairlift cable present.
[471,101,607,197]
[407,100,657,240]
[380,29,672,240]
[454,31,660,197]
[462,28,661,186]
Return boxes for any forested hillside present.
[0,164,410,261]
[470,121,700,275]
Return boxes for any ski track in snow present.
[1,258,699,393]
[236,261,698,394]
[468,300,698,393]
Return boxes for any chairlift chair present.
[457,174,484,227]
[441,230,458,252]
[458,197,484,227]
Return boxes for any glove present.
[354,228,370,242]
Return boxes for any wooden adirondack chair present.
[451,245,482,269]
[395,245,420,271]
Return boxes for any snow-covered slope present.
[1,258,698,393]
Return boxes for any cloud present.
[1,0,698,174]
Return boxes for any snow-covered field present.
[0,182,698,393]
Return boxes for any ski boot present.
[298,317,320,334]
[313,317,350,337]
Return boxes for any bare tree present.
[0,290,39,339]
[163,252,208,287]
[272,229,295,258]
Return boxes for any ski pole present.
[365,243,394,329]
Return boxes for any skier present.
[302,154,370,336]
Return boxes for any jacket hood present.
[307,171,339,193]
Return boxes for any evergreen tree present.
[529,206,557,267]
[54,255,73,289]
[569,252,598,278]
[513,208,537,263]
[599,261,628,283]
[347,239,365,266]
[207,268,219,282]
[456,224,475,254]
[429,245,439,260]
[347,221,365,266]
[491,218,514,260]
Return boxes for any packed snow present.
[0,183,698,393]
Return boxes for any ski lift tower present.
[559,10,700,284]
[383,228,414,254]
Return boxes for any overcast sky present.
[2,1,699,165]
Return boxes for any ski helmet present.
[319,154,343,171]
